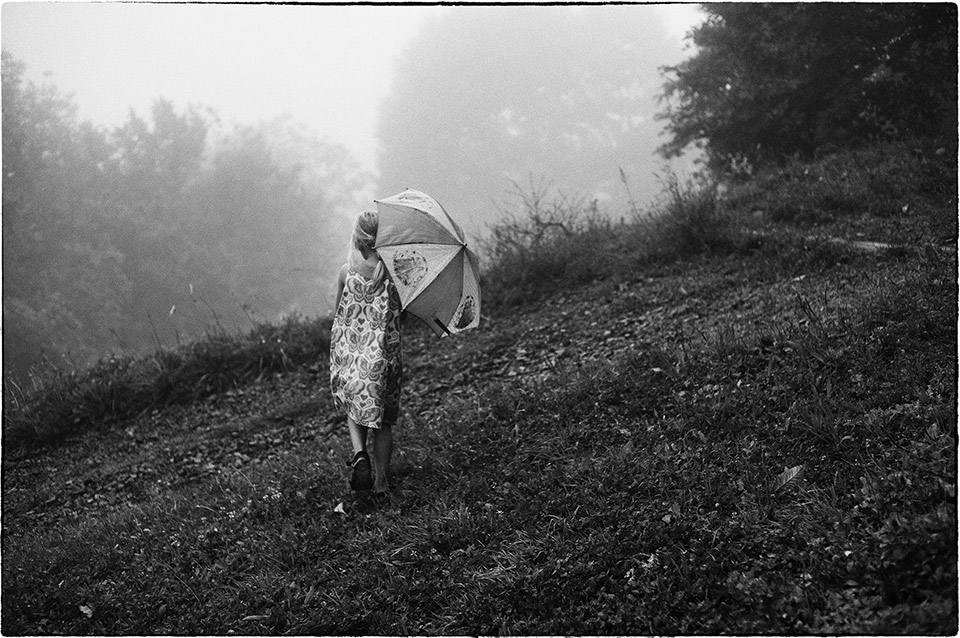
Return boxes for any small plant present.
[479,176,617,310]
[644,171,735,257]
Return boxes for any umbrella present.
[374,189,481,337]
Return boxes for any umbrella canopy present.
[374,189,481,337]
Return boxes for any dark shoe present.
[348,451,373,491]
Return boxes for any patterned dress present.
[330,270,403,429]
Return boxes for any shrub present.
[2,314,332,453]
[480,174,739,312]
[640,172,738,258]
[479,178,625,311]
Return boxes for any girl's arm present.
[334,263,349,312]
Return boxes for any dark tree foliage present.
[2,51,365,382]
[658,3,958,175]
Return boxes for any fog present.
[1,3,436,173]
[2,3,703,380]
[2,3,698,187]
[377,5,700,239]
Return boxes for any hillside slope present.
[3,145,957,634]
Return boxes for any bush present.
[479,179,626,311]
[3,314,332,453]
[640,172,738,258]
[480,174,739,312]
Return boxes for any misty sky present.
[1,2,701,174]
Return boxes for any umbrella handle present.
[434,318,453,336]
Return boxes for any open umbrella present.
[374,189,481,337]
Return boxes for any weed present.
[480,171,745,313]
[479,177,619,310]
[644,171,737,257]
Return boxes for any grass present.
[479,172,739,312]
[3,314,333,455]
[2,141,957,634]
[723,138,958,242]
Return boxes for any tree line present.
[4,6,692,383]
[3,51,369,382]
[5,3,955,382]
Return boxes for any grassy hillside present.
[3,141,956,634]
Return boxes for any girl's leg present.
[371,423,393,493]
[347,416,373,491]
[347,416,367,454]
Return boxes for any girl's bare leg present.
[371,424,393,493]
[347,417,367,454]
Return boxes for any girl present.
[330,211,403,494]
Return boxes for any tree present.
[376,6,686,238]
[184,117,367,326]
[2,51,132,377]
[98,99,216,349]
[2,52,372,381]
[658,4,958,175]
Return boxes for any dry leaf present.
[79,604,93,619]
[772,465,805,492]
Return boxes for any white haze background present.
[1,3,701,180]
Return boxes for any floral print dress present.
[330,270,403,429]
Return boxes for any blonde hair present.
[349,210,387,285]
[352,210,378,254]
